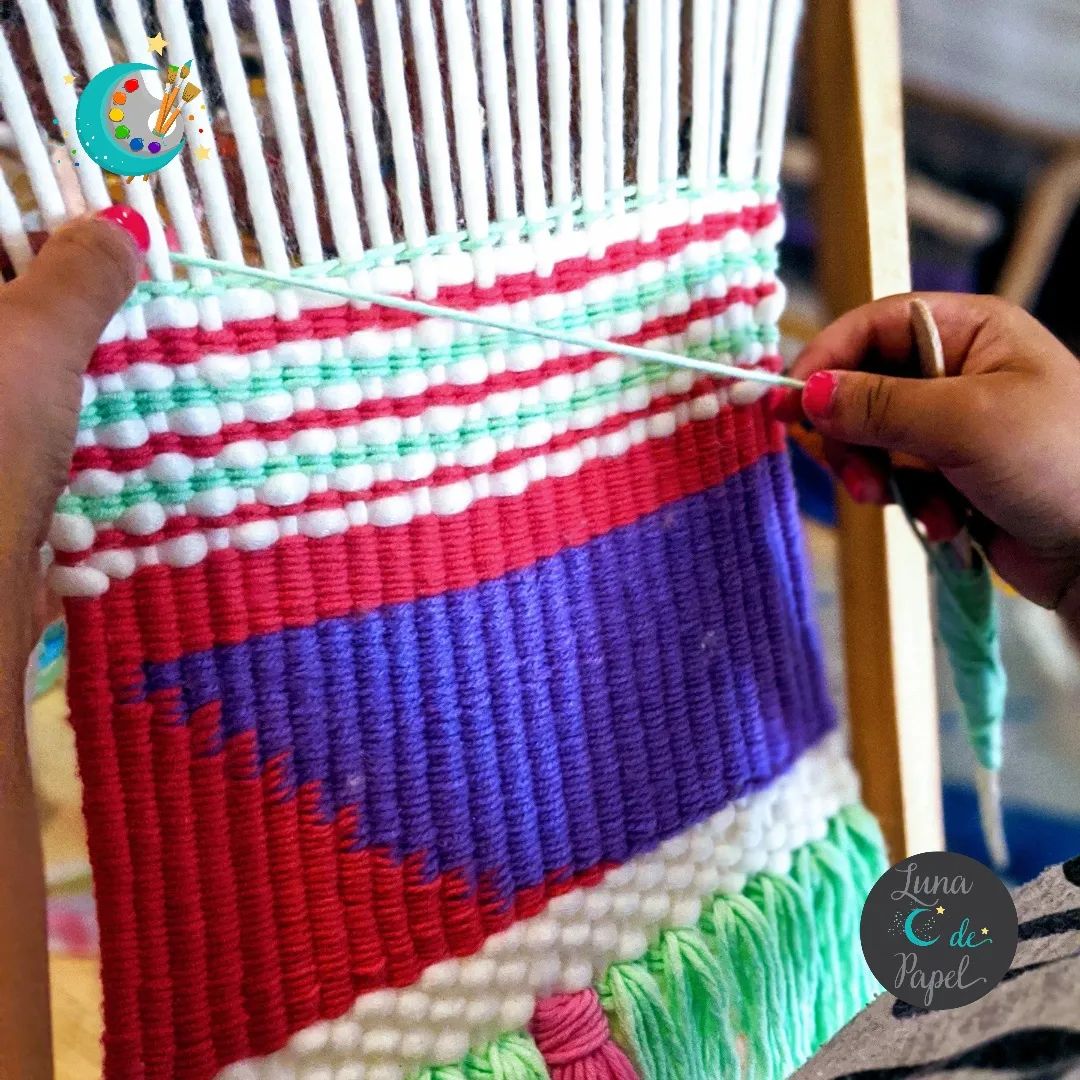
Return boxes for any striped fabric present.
[51,188,885,1079]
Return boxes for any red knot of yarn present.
[529,989,640,1079]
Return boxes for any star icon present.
[63,73,75,85]
[936,906,945,915]
[147,32,168,55]
[194,145,211,161]
[981,927,989,935]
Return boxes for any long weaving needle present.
[168,251,806,390]
[907,299,1009,869]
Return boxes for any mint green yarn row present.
[60,328,766,521]
[401,804,886,1080]
[85,250,779,431]
[600,804,887,1080]
[132,177,779,304]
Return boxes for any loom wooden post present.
[806,0,944,860]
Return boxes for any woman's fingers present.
[798,366,1003,469]
[789,292,1004,382]
[0,208,147,379]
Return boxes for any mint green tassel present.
[652,927,740,1079]
[602,806,886,1080]
[744,872,817,1065]
[410,1033,549,1080]
[601,962,682,1080]
[931,545,1010,867]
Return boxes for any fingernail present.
[839,459,886,504]
[917,496,963,543]
[802,371,839,420]
[95,204,150,255]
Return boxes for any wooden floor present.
[31,680,103,1079]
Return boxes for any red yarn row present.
[74,282,778,473]
[88,204,780,376]
[63,373,783,566]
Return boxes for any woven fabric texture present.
[51,189,880,1079]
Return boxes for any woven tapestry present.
[8,0,889,1075]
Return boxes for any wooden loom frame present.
[806,0,945,862]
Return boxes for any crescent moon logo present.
[76,62,186,177]
[903,907,940,947]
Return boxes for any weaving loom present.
[2,1,929,1076]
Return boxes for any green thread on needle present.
[168,252,806,391]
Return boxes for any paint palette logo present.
[75,60,200,179]
[861,851,1017,1010]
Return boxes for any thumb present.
[1,206,147,376]
[801,368,991,468]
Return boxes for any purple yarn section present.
[145,452,835,891]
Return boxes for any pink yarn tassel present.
[530,989,640,1080]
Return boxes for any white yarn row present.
[50,380,762,597]
[80,285,781,485]
[69,348,764,509]
[218,732,857,1080]
[78,274,784,456]
[81,248,782,433]
[94,191,784,349]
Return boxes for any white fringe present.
[660,0,682,188]
[442,0,492,247]
[476,0,519,225]
[289,0,365,261]
[635,0,663,205]
[151,0,245,266]
[202,0,289,272]
[544,0,574,233]
[328,0,394,251]
[510,0,549,229]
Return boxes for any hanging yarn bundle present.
[4,1,892,1078]
[904,300,1009,869]
[934,545,1008,866]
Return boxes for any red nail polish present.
[802,371,839,420]
[95,204,150,255]
[839,460,886,504]
[917,496,963,543]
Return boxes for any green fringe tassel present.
[598,804,886,1080]
[410,1032,549,1080]
[408,804,886,1080]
